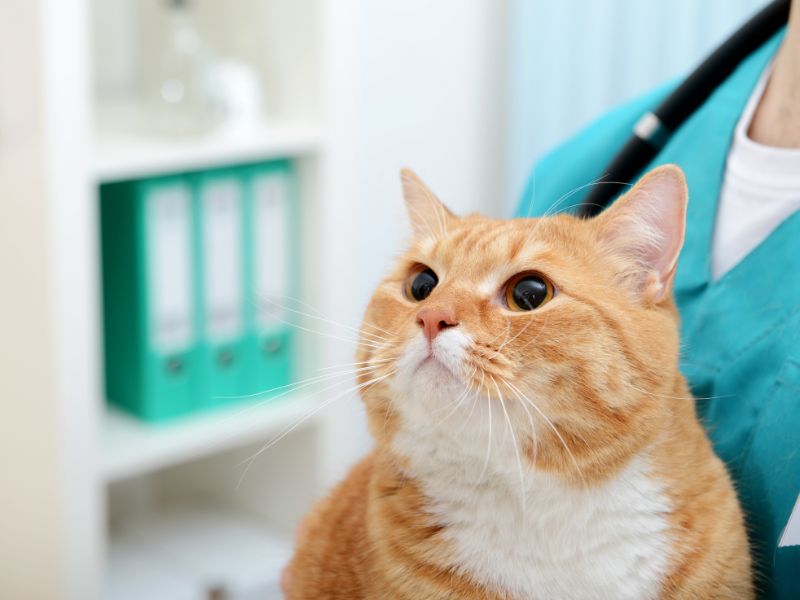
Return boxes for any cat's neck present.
[386,419,674,600]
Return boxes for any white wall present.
[0,1,101,598]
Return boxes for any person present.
[516,2,800,598]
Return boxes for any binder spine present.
[194,170,249,408]
[244,161,296,399]
[101,177,196,421]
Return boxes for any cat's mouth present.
[396,329,471,387]
[415,352,456,378]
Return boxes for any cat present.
[283,165,752,599]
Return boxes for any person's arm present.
[749,0,800,147]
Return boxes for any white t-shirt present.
[712,66,800,280]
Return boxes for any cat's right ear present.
[400,168,457,239]
[593,164,688,304]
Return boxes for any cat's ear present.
[593,164,688,304]
[400,168,456,238]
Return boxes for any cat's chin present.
[416,354,453,375]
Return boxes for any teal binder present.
[100,176,197,421]
[242,161,296,399]
[193,168,249,410]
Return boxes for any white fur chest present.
[392,422,674,600]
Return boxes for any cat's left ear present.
[400,168,457,239]
[593,164,688,304]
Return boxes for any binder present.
[193,169,249,409]
[243,161,295,399]
[101,176,196,421]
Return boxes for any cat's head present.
[357,165,688,483]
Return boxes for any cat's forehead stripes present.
[413,217,553,287]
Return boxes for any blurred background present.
[0,0,770,598]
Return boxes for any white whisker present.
[236,370,396,486]
[258,313,389,350]
[506,380,585,485]
[215,363,380,402]
[493,376,527,515]
[254,293,394,343]
[477,371,493,484]
[316,357,396,372]
[455,380,480,435]
[501,375,538,470]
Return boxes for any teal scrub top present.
[516,34,799,599]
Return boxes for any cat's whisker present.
[496,309,537,352]
[243,298,391,350]
[551,178,632,216]
[499,375,538,472]
[477,371,493,484]
[513,302,561,355]
[505,380,586,485]
[517,178,628,259]
[493,376,527,515]
[430,382,472,429]
[256,297,391,344]
[272,293,396,339]
[319,362,393,377]
[429,365,475,415]
[236,369,396,486]
[455,380,480,436]
[316,357,396,372]
[359,320,396,339]
[203,366,383,461]
[487,294,558,373]
[261,314,389,351]
[622,380,735,402]
[518,178,596,249]
[429,367,476,427]
[214,363,381,402]
[428,384,465,417]
[255,294,395,343]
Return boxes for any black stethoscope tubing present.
[578,0,791,218]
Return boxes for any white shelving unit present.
[1,0,503,596]
[1,0,355,598]
[88,2,339,598]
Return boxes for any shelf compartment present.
[102,393,320,483]
[93,122,321,183]
[108,504,291,600]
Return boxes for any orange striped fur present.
[285,166,752,599]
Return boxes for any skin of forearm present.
[748,0,800,147]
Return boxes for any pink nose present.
[416,308,458,344]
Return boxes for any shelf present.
[93,121,321,182]
[108,505,291,600]
[102,394,320,483]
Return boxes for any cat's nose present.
[416,308,458,344]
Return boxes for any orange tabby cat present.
[284,165,752,599]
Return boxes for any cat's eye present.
[406,267,438,302]
[504,273,554,311]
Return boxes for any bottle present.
[148,0,216,136]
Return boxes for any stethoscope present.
[578,0,791,218]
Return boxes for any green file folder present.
[192,168,250,410]
[242,161,296,400]
[100,176,197,421]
